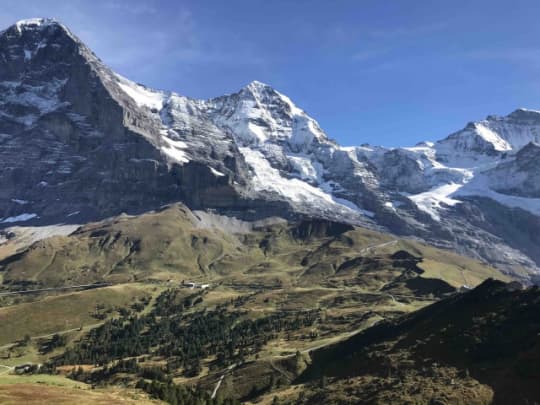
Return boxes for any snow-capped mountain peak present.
[244,79,273,92]
[437,109,540,158]
[14,18,59,30]
[241,79,304,116]
[202,80,328,149]
[6,18,77,44]
[507,107,540,121]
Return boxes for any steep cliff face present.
[0,19,283,224]
[0,19,169,221]
[1,19,540,279]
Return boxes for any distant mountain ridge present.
[1,18,540,280]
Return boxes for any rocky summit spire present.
[0,18,87,81]
[1,18,77,46]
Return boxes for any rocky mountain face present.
[1,19,540,280]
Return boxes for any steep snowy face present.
[0,19,76,127]
[204,81,328,150]
[450,122,512,151]
[114,75,238,174]
[435,109,540,166]
[201,81,386,220]
[371,147,453,194]
[479,142,540,199]
[487,109,540,149]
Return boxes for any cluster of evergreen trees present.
[49,288,320,379]
[39,333,67,354]
[70,359,240,405]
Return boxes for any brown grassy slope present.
[0,384,159,405]
[0,204,508,292]
[0,205,247,286]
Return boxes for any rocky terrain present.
[1,18,540,280]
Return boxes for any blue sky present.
[2,0,540,146]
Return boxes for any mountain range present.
[1,18,539,280]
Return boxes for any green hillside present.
[0,204,507,291]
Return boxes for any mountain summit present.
[1,19,540,279]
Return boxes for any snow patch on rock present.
[408,183,463,221]
[210,167,225,177]
[1,213,38,223]
[240,147,369,216]
[161,137,189,164]
[116,74,165,111]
